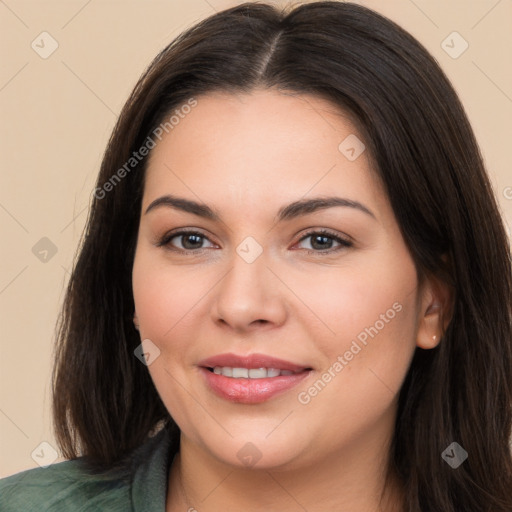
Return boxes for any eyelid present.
[156,228,217,250]
[293,228,353,252]
[156,227,353,254]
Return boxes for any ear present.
[416,272,453,350]
[133,312,140,331]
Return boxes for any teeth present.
[232,367,248,378]
[248,368,267,379]
[211,367,298,379]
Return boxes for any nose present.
[210,248,287,334]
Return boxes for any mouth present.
[198,353,313,404]
[206,367,303,378]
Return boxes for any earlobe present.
[417,303,443,349]
[133,313,140,331]
[416,274,453,350]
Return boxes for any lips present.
[198,353,310,372]
[198,353,312,404]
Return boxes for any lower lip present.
[200,367,311,404]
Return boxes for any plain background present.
[1,0,511,477]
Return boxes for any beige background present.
[1,0,511,477]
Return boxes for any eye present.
[295,229,353,253]
[157,230,216,252]
[156,228,352,254]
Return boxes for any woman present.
[1,2,511,511]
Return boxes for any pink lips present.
[198,353,312,404]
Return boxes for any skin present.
[132,89,451,511]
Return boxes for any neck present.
[166,428,405,511]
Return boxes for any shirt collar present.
[131,425,177,511]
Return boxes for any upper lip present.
[198,353,311,372]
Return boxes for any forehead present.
[143,89,387,220]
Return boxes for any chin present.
[198,433,311,471]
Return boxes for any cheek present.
[132,250,211,342]
[132,250,210,426]
[289,248,420,402]
[290,257,419,449]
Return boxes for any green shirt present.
[0,426,176,511]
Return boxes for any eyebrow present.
[144,194,376,221]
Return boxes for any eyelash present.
[156,228,353,256]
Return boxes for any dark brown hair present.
[52,2,512,510]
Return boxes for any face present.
[132,89,441,471]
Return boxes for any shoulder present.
[0,426,176,512]
[0,457,132,512]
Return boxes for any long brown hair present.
[52,2,512,510]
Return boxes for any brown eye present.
[158,230,216,251]
[296,230,352,253]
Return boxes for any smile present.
[209,367,298,378]
[198,353,312,404]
